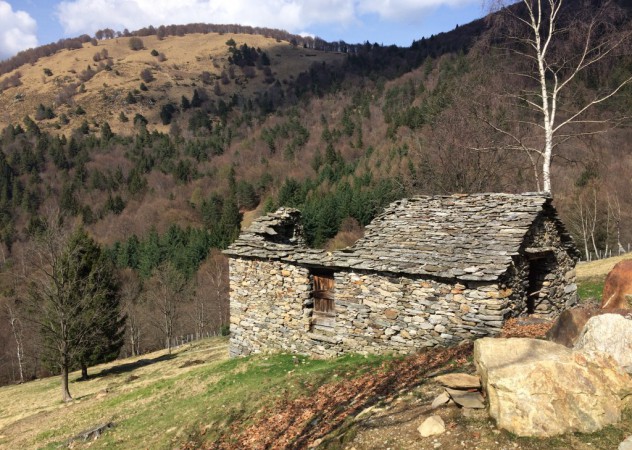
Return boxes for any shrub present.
[55,83,78,105]
[79,65,96,82]
[128,37,144,51]
[43,68,53,76]
[35,104,55,120]
[200,71,212,84]
[150,49,159,56]
[160,103,177,125]
[133,113,147,126]
[140,68,154,83]
[242,65,256,79]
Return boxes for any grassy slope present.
[0,33,344,135]
[0,337,391,449]
[576,254,632,302]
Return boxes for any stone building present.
[225,193,580,357]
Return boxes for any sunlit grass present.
[0,337,391,449]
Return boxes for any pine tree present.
[217,196,242,248]
[74,232,125,379]
[100,121,114,143]
[27,222,125,401]
[191,89,202,108]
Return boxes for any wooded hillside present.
[1,2,631,385]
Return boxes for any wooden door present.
[313,273,335,316]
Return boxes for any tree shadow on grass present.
[76,354,176,381]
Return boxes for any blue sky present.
[0,0,486,60]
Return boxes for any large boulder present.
[546,307,631,347]
[474,337,632,437]
[575,314,632,372]
[602,260,632,309]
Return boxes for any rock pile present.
[432,373,485,410]
[418,372,485,440]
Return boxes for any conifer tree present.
[27,220,125,401]
[74,232,125,379]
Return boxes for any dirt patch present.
[343,392,499,450]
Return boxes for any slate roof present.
[225,193,568,281]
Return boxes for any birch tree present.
[191,250,229,337]
[486,0,632,193]
[1,296,25,383]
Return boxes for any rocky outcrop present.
[434,373,481,390]
[445,388,485,409]
[546,307,602,347]
[620,435,632,450]
[474,337,632,437]
[575,314,632,372]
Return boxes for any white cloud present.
[56,0,354,36]
[0,1,38,60]
[358,0,473,22]
[56,0,475,37]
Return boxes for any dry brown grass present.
[577,254,632,280]
[0,338,229,449]
[0,33,345,135]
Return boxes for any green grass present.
[577,277,604,303]
[0,338,393,449]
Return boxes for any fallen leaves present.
[500,317,552,339]
[208,344,473,450]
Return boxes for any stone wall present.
[229,258,312,357]
[230,259,514,358]
[503,212,578,318]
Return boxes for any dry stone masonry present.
[225,193,580,357]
